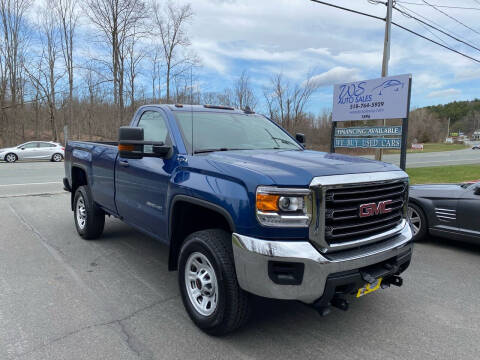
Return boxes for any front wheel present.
[73,185,105,239]
[178,229,251,335]
[5,153,17,163]
[408,203,427,241]
[51,153,63,162]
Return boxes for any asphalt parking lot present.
[0,162,479,360]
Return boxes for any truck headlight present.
[256,186,312,227]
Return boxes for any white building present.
[473,131,480,141]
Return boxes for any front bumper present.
[232,222,413,303]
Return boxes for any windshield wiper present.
[264,128,298,148]
[194,148,248,154]
[271,136,298,147]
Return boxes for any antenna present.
[191,104,194,155]
[190,67,194,154]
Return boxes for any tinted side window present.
[39,143,55,148]
[23,143,38,148]
[137,111,171,152]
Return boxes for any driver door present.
[18,142,39,159]
[456,184,480,241]
[115,109,176,242]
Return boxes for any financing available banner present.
[332,74,411,122]
[334,126,402,137]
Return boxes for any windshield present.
[174,111,301,154]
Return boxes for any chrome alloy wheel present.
[76,196,87,230]
[185,252,218,316]
[408,206,421,236]
[5,153,16,163]
[53,154,62,162]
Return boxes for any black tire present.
[51,153,63,162]
[73,185,105,240]
[178,229,251,335]
[5,153,17,163]
[408,202,427,242]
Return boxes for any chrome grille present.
[324,180,407,245]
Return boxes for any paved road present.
[0,161,64,198]
[0,168,479,359]
[363,144,480,168]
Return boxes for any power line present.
[417,19,450,47]
[396,1,480,11]
[391,20,480,63]
[421,0,480,36]
[394,4,480,52]
[394,3,466,40]
[309,0,385,21]
[308,0,480,64]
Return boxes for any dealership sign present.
[332,74,411,122]
[334,137,401,149]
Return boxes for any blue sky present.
[182,0,480,113]
[28,0,479,114]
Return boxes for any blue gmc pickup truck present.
[64,104,413,335]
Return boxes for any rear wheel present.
[408,202,427,241]
[73,185,105,239]
[51,153,63,162]
[178,229,251,335]
[5,153,17,163]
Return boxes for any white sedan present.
[0,141,64,163]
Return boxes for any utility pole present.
[375,0,393,161]
[446,117,450,141]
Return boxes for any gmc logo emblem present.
[359,200,393,218]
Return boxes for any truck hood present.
[201,149,401,186]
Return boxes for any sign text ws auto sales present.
[332,74,411,122]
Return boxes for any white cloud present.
[414,73,444,90]
[427,88,461,99]
[454,67,480,82]
[307,66,361,88]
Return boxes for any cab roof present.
[142,104,255,114]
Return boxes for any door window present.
[22,142,38,149]
[39,143,55,148]
[137,111,171,153]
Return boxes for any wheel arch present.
[52,152,64,161]
[408,197,430,232]
[4,152,18,162]
[168,195,235,271]
[70,165,89,210]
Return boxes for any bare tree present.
[125,25,145,114]
[152,1,196,103]
[150,45,163,102]
[25,9,63,141]
[54,0,78,134]
[233,70,257,110]
[0,0,32,144]
[264,73,319,130]
[84,0,147,125]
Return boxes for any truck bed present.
[65,140,119,214]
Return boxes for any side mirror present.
[118,127,144,159]
[296,133,306,146]
[474,185,480,195]
[118,126,171,159]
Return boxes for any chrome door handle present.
[119,160,129,167]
